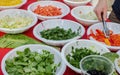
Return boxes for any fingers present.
[94,8,107,21]
[94,8,102,21]
[103,9,107,20]
[94,0,107,21]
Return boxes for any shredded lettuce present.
[0,15,33,29]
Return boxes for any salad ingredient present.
[112,71,118,75]
[117,58,120,67]
[5,48,60,75]
[87,69,107,75]
[0,0,22,6]
[80,11,98,20]
[102,52,119,63]
[82,56,112,75]
[40,26,79,40]
[0,34,41,48]
[66,47,100,68]
[0,15,33,29]
[88,29,120,46]
[34,5,62,16]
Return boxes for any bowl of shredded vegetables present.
[61,39,110,74]
[33,19,85,46]
[71,6,99,26]
[1,44,66,75]
[63,0,91,7]
[0,0,27,10]
[87,22,120,51]
[27,1,70,20]
[0,9,38,34]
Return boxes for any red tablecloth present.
[0,0,88,75]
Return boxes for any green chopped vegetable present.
[5,48,60,75]
[40,26,79,40]
[66,47,100,68]
[102,52,119,63]
[112,71,118,75]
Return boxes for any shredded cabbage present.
[0,15,33,29]
[80,11,98,20]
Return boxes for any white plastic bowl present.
[63,0,91,7]
[28,1,70,20]
[71,6,99,26]
[0,9,38,34]
[33,19,85,46]
[61,39,110,74]
[0,0,27,10]
[1,44,66,75]
[87,22,120,51]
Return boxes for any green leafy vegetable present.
[112,71,118,75]
[5,48,60,75]
[102,52,119,63]
[40,26,79,40]
[0,34,42,48]
[66,47,100,68]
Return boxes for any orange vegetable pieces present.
[88,29,96,39]
[110,34,120,46]
[34,5,62,16]
[104,38,111,46]
[96,29,104,36]
[89,29,120,46]
[109,30,113,35]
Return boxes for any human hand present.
[94,0,107,21]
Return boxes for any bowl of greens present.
[61,39,110,74]
[0,9,38,34]
[33,19,85,46]
[80,55,114,75]
[1,44,66,75]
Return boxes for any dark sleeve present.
[112,0,120,20]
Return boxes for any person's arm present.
[94,0,107,21]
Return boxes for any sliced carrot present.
[33,5,62,16]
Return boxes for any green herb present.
[5,48,60,75]
[66,47,100,68]
[40,26,79,40]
